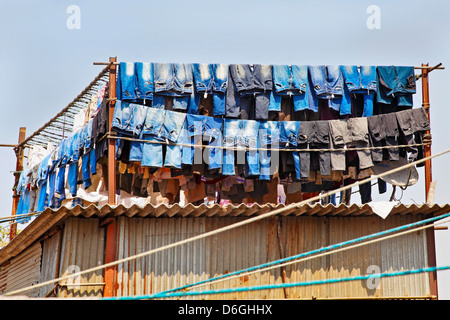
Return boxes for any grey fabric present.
[329,118,373,170]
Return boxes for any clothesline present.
[93,61,444,70]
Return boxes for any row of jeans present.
[110,99,430,181]
[15,82,111,220]
[117,62,416,121]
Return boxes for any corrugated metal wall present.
[38,230,62,297]
[0,242,42,297]
[114,215,430,299]
[58,217,105,298]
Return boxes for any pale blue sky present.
[1,0,450,298]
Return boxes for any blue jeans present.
[259,121,280,180]
[240,120,260,176]
[154,63,194,97]
[68,161,78,197]
[141,107,166,167]
[280,121,301,179]
[273,65,308,94]
[117,62,137,101]
[183,114,223,169]
[111,100,148,137]
[135,62,154,101]
[141,109,186,168]
[55,166,66,199]
[164,123,185,169]
[81,152,93,188]
[160,110,187,142]
[377,66,416,107]
[222,119,241,175]
[212,64,228,116]
[341,65,377,117]
[309,65,344,111]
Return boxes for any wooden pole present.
[108,57,117,205]
[103,219,117,297]
[103,57,118,298]
[9,127,26,241]
[421,63,438,300]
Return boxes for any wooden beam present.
[9,127,26,241]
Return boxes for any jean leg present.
[292,93,308,112]
[68,162,78,197]
[359,181,372,204]
[292,151,301,180]
[48,170,57,208]
[56,166,66,196]
[299,145,311,178]
[362,93,374,117]
[212,93,225,116]
[37,180,48,212]
[141,136,163,168]
[173,96,190,111]
[129,140,143,162]
[208,135,223,170]
[89,149,97,175]
[152,95,166,109]
[268,91,281,112]
[82,153,92,189]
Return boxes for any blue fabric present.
[135,62,154,101]
[259,121,280,180]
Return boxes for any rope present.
[106,265,450,300]
[3,148,450,297]
[108,133,430,153]
[150,213,450,295]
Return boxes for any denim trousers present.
[259,121,280,180]
[222,119,260,176]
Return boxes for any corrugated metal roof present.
[1,202,449,267]
[65,202,450,219]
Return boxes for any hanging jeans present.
[309,65,345,112]
[222,119,260,176]
[297,120,331,179]
[367,113,399,162]
[192,63,228,115]
[135,62,154,101]
[117,62,137,101]
[226,64,273,120]
[271,64,317,112]
[280,121,301,179]
[141,107,166,168]
[340,65,377,117]
[377,66,416,107]
[259,121,280,180]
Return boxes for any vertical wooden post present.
[103,219,117,297]
[103,57,118,298]
[9,127,26,241]
[421,63,438,299]
[108,57,117,205]
[422,63,432,199]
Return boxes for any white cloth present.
[368,201,397,219]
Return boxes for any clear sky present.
[1,0,450,298]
